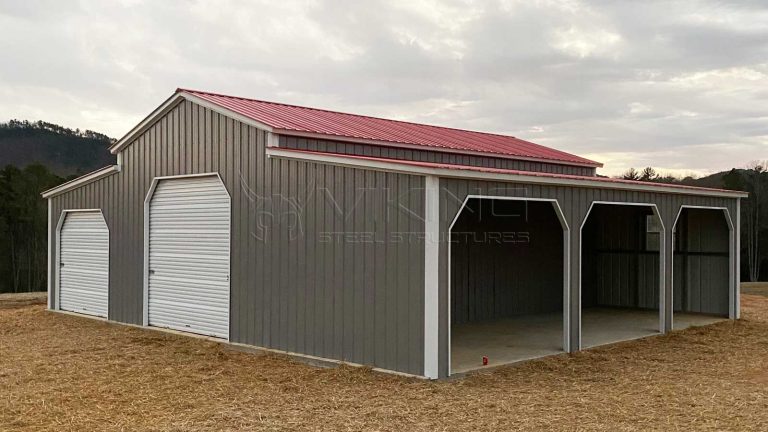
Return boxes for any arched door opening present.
[581,203,663,348]
[672,207,732,329]
[449,197,567,374]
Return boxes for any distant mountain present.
[679,171,732,189]
[0,120,116,176]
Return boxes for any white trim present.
[272,129,602,169]
[423,175,440,379]
[41,165,120,199]
[671,205,735,322]
[447,195,570,376]
[47,200,52,310]
[54,209,110,318]
[108,91,274,155]
[580,201,666,344]
[179,92,275,132]
[736,199,741,319]
[109,93,184,153]
[142,172,232,340]
[267,131,280,148]
[266,147,748,199]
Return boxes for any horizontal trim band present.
[266,147,748,199]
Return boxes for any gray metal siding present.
[437,179,738,378]
[280,135,597,177]
[49,100,426,375]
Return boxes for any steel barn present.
[44,89,747,379]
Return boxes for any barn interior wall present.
[673,208,730,315]
[450,199,563,324]
[581,205,660,310]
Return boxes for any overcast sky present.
[1,0,766,176]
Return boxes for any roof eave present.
[41,165,121,199]
[265,147,748,199]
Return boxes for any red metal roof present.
[179,88,602,168]
[270,148,744,196]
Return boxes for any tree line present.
[621,162,767,282]
[1,118,764,294]
[0,164,72,293]
[1,119,113,143]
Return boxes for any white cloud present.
[0,0,766,176]
[551,26,622,58]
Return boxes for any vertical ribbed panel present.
[281,136,597,177]
[59,211,109,317]
[148,175,231,338]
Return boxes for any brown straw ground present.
[2,286,768,431]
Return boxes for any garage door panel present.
[148,175,230,339]
[59,211,109,318]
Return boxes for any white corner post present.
[47,199,53,310]
[736,199,741,319]
[424,175,440,379]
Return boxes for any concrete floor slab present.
[451,308,726,374]
[673,312,727,330]
[582,308,659,349]
[451,312,563,374]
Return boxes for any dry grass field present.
[2,285,768,431]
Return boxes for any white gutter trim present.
[266,147,748,199]
[41,165,121,199]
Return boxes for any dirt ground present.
[2,287,768,431]
[0,292,46,310]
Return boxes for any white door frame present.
[447,195,571,376]
[671,205,735,324]
[142,172,232,340]
[55,208,110,317]
[580,201,666,343]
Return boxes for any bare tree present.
[622,168,640,180]
[640,167,659,182]
[743,160,767,282]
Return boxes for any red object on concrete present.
[482,356,489,366]
[178,88,602,168]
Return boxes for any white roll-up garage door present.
[58,211,109,317]
[147,175,231,339]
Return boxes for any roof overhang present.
[41,164,121,199]
[266,147,748,199]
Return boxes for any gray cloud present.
[0,0,766,176]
